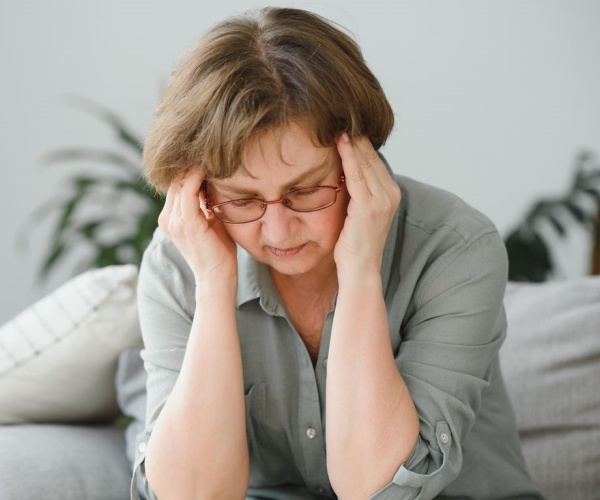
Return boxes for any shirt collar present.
[236,246,279,313]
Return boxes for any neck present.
[270,259,338,307]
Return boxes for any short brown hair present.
[143,7,394,193]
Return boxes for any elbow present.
[145,447,249,500]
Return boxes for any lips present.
[266,243,306,257]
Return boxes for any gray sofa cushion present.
[0,424,130,500]
[501,276,600,500]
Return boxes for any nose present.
[259,201,296,245]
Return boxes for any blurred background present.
[1,0,599,323]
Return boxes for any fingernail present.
[342,132,350,143]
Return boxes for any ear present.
[199,180,212,217]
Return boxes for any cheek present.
[317,201,348,244]
[333,190,350,228]
[223,224,252,246]
[339,185,351,211]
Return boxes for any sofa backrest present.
[501,276,600,500]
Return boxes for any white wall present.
[1,0,599,323]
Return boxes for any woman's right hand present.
[158,170,238,290]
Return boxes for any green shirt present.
[131,167,544,500]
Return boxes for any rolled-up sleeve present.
[370,230,508,499]
[130,229,195,500]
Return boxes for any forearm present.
[326,271,419,499]
[145,284,248,500]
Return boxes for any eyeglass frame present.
[202,174,346,224]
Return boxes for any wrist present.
[195,274,238,303]
[337,265,381,291]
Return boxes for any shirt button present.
[323,358,328,368]
[138,441,147,454]
[306,427,317,439]
[317,486,326,494]
[439,432,450,445]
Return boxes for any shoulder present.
[394,173,498,245]
[384,171,507,306]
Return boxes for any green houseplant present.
[30,97,164,284]
[504,151,600,282]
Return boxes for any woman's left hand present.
[334,133,401,281]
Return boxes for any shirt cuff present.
[369,421,454,500]
[130,429,157,500]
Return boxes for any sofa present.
[0,264,598,500]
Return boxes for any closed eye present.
[229,198,257,208]
[293,188,320,197]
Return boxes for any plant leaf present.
[577,171,600,186]
[505,230,552,282]
[563,201,586,224]
[525,200,558,222]
[547,214,565,236]
[55,197,82,238]
[62,95,143,155]
[42,149,141,174]
[111,178,158,200]
[132,211,160,262]
[93,245,121,268]
[580,187,600,204]
[37,241,68,284]
[74,175,107,190]
[563,201,596,231]
[31,97,163,281]
[77,220,105,239]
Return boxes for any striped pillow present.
[0,265,142,424]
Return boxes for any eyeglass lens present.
[213,186,338,223]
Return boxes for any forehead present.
[216,123,337,188]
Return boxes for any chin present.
[260,246,334,278]
[266,260,317,277]
[262,253,313,275]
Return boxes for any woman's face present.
[208,123,349,279]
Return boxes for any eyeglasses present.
[203,174,345,224]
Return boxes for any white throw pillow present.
[501,276,600,500]
[0,265,143,424]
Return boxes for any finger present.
[337,134,387,199]
[158,182,179,232]
[337,135,401,217]
[180,170,205,223]
[351,136,401,206]
[336,133,371,201]
[172,183,183,222]
[351,137,387,196]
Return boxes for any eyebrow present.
[214,160,332,197]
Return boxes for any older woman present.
[131,7,544,500]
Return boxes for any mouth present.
[266,244,306,258]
